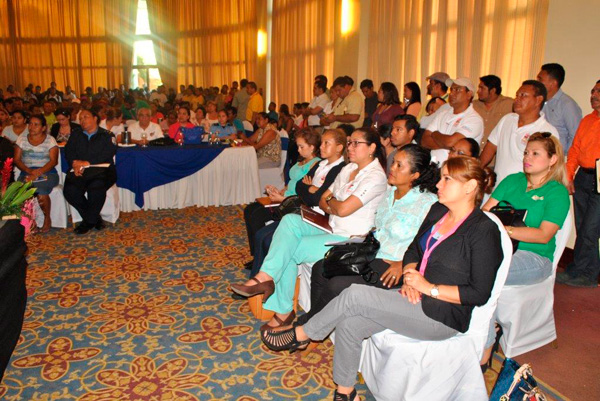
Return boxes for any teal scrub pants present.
[260,214,347,314]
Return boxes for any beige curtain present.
[0,0,136,94]
[270,0,335,107]
[148,0,257,89]
[367,0,549,101]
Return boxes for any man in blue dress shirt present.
[536,63,582,153]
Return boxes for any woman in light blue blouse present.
[295,144,440,326]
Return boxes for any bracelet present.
[325,195,335,204]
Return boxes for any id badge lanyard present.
[419,212,469,277]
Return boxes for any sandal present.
[260,310,295,332]
[334,389,358,401]
[261,326,310,353]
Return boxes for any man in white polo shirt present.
[306,80,330,129]
[421,77,484,165]
[120,108,164,145]
[480,80,558,185]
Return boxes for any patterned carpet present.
[0,205,546,400]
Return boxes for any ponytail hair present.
[398,144,439,194]
[444,156,495,206]
[355,127,386,169]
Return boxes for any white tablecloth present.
[119,146,261,212]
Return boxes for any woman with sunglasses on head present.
[50,108,83,144]
[261,156,502,401]
[480,132,570,365]
[231,128,388,332]
[14,114,59,232]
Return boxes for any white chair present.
[496,207,574,358]
[242,120,254,135]
[258,130,288,190]
[70,183,120,225]
[358,213,513,401]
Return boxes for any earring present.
[369,154,373,158]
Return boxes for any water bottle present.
[176,127,184,146]
[122,125,130,144]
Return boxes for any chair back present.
[550,207,573,276]
[242,120,253,135]
[457,212,512,345]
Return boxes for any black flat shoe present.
[261,326,310,353]
[334,389,358,401]
[74,222,92,235]
[95,220,106,230]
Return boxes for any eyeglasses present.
[347,140,369,147]
[449,147,468,156]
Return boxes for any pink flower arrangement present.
[1,157,12,195]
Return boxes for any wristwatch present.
[430,285,440,299]
[325,194,335,204]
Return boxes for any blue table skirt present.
[61,145,226,208]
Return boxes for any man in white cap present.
[420,72,452,129]
[421,77,484,164]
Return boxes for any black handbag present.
[322,231,380,283]
[271,195,304,220]
[490,200,527,254]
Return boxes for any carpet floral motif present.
[12,337,100,381]
[87,293,182,335]
[163,270,221,293]
[178,317,253,353]
[36,282,103,308]
[78,356,209,401]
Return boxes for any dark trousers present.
[249,222,279,277]
[566,169,600,280]
[296,258,400,325]
[243,202,276,256]
[64,172,115,225]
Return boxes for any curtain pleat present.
[0,0,135,94]
[270,0,335,107]
[367,0,549,101]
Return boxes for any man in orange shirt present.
[557,80,600,288]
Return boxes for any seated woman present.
[210,110,237,139]
[204,101,219,126]
[448,137,480,158]
[261,156,502,401]
[481,132,569,364]
[50,108,83,144]
[277,104,295,135]
[2,110,29,143]
[243,128,322,268]
[14,114,59,232]
[99,108,124,136]
[296,144,439,328]
[168,106,195,140]
[231,128,388,331]
[193,106,210,132]
[63,109,117,235]
[377,124,395,173]
[241,112,281,169]
[246,129,348,278]
[371,82,405,128]
[403,82,422,117]
[0,107,11,130]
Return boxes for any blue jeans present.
[485,250,552,347]
[566,169,600,281]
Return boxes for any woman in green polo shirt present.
[481,132,569,363]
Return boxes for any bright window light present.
[257,29,267,57]
[341,0,354,36]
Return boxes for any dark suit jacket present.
[64,127,117,183]
[403,202,503,333]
